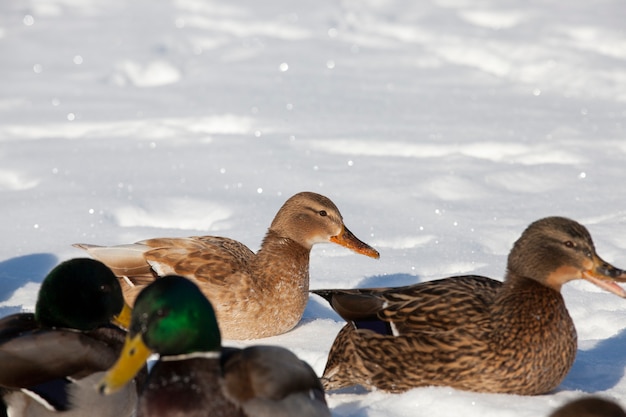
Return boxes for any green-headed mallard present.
[98,275,331,417]
[0,258,140,417]
[313,217,626,395]
[74,191,379,340]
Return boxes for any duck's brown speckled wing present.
[75,237,257,307]
[379,275,501,333]
[314,275,502,335]
[143,236,255,288]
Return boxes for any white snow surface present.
[1,0,626,415]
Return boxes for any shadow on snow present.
[561,327,626,393]
[0,253,58,316]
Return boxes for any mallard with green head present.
[313,216,626,394]
[0,258,140,417]
[99,275,331,417]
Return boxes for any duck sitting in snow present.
[74,191,379,340]
[0,258,142,417]
[98,275,331,417]
[313,217,626,395]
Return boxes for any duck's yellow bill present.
[98,333,152,395]
[111,302,133,329]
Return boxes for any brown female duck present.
[74,191,379,340]
[313,217,626,395]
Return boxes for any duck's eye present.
[149,308,169,324]
[564,241,575,248]
[318,210,327,217]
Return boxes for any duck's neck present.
[255,229,311,293]
[493,273,577,345]
[489,273,577,393]
[245,230,310,336]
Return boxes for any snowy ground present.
[1,0,626,415]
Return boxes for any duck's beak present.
[111,302,133,330]
[330,225,380,259]
[98,333,152,395]
[582,254,626,298]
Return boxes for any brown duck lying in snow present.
[74,191,379,340]
[313,217,626,395]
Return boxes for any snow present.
[1,0,626,415]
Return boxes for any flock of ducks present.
[1,191,625,416]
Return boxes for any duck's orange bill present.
[330,226,380,259]
[582,254,626,298]
[111,302,133,330]
[98,333,152,395]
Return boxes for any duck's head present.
[507,216,626,296]
[98,275,221,395]
[270,191,380,258]
[35,258,132,331]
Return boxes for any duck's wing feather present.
[143,236,255,288]
[0,320,124,388]
[314,275,502,334]
[72,243,154,278]
[312,290,385,321]
[220,346,331,417]
[75,237,256,288]
[0,317,142,416]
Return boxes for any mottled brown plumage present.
[74,192,379,340]
[313,217,626,395]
